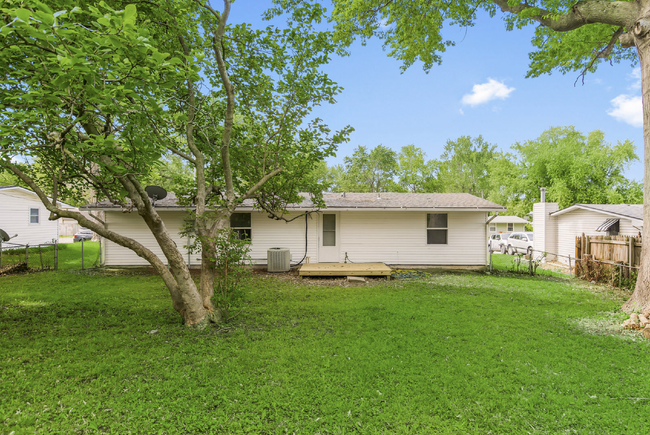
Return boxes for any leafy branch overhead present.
[0,0,351,327]
[331,0,640,77]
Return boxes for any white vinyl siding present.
[103,211,194,266]
[248,213,317,264]
[336,211,487,265]
[103,211,318,267]
[494,222,525,234]
[555,209,639,264]
[0,190,58,246]
[102,209,488,267]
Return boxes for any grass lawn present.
[1,268,649,433]
[1,242,101,271]
[489,252,570,279]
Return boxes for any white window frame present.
[489,225,496,232]
[507,223,513,232]
[322,214,336,247]
[230,213,252,240]
[29,207,40,225]
[426,213,448,245]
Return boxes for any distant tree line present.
[313,126,643,217]
[2,126,642,217]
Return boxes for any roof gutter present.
[85,206,508,213]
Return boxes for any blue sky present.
[231,2,644,182]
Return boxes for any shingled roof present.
[85,191,506,211]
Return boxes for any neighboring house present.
[84,192,506,268]
[533,202,643,263]
[487,215,529,234]
[0,186,73,247]
[59,211,105,239]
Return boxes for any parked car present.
[488,233,510,253]
[73,229,94,242]
[505,232,534,255]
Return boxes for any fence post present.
[619,263,622,288]
[568,255,572,277]
[54,242,58,271]
[628,236,633,277]
[0,240,2,268]
[39,244,43,270]
[25,243,29,267]
[98,238,102,266]
[81,239,84,270]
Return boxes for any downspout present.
[486,213,500,269]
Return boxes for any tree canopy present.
[437,136,496,199]
[488,127,641,216]
[0,0,350,327]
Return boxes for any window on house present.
[230,213,251,240]
[489,225,496,232]
[322,214,336,246]
[427,213,447,245]
[30,208,39,224]
[507,223,513,232]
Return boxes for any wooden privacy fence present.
[575,234,641,286]
[575,234,642,267]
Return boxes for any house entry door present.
[319,213,340,263]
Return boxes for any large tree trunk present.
[623,19,650,314]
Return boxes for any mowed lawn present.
[1,267,649,434]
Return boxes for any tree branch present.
[199,0,236,208]
[241,167,283,201]
[575,26,625,85]
[492,0,637,31]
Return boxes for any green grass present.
[490,252,570,278]
[1,242,101,271]
[1,269,648,434]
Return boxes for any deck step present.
[299,262,392,277]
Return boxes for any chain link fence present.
[0,240,102,275]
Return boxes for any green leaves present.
[0,0,192,204]
[330,0,637,76]
[488,126,641,217]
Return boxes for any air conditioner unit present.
[267,248,291,272]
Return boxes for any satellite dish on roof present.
[145,185,168,203]
[0,229,17,242]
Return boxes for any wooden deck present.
[299,262,392,277]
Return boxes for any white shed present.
[85,192,506,269]
[0,186,73,247]
[533,202,642,263]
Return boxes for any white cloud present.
[607,94,643,127]
[459,109,464,115]
[461,79,515,107]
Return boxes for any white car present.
[505,232,534,256]
[488,233,510,253]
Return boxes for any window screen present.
[427,213,447,245]
[230,213,251,240]
[30,208,39,224]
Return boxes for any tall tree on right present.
[331,0,650,312]
[488,127,640,216]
